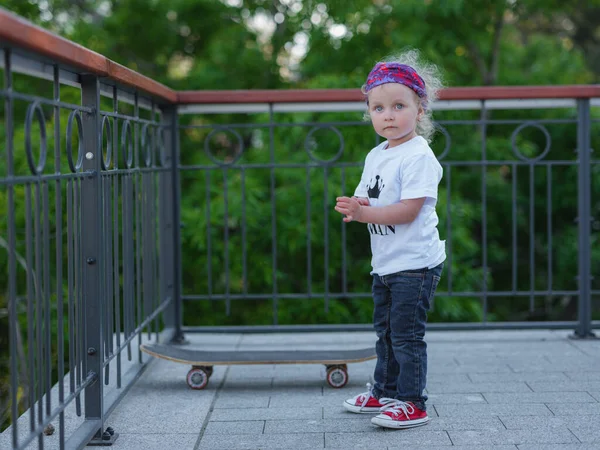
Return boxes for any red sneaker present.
[371,400,430,429]
[343,383,394,413]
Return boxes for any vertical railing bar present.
[26,185,36,436]
[142,162,153,339]
[103,171,112,385]
[112,86,122,388]
[206,170,212,298]
[134,93,143,362]
[43,181,51,417]
[323,166,330,313]
[269,104,278,324]
[481,102,488,322]
[547,164,553,293]
[123,155,133,360]
[241,168,248,296]
[529,163,535,312]
[4,47,20,450]
[80,74,104,442]
[306,166,312,296]
[445,164,452,294]
[53,62,66,448]
[34,182,44,443]
[576,98,594,338]
[66,181,78,415]
[223,168,231,315]
[74,178,82,413]
[341,167,347,295]
[512,163,517,292]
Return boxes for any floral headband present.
[364,62,428,108]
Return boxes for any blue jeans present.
[371,263,443,411]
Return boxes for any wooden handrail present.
[0,8,177,103]
[1,8,599,106]
[177,85,600,104]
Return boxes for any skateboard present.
[140,343,376,390]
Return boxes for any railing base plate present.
[88,428,119,446]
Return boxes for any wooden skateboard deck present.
[140,343,376,389]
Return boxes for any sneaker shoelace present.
[356,382,376,408]
[377,399,415,418]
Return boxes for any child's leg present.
[371,273,399,398]
[387,263,443,410]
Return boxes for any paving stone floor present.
[4,329,600,449]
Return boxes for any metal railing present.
[0,9,180,450]
[175,90,600,337]
[0,7,599,450]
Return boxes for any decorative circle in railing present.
[141,123,153,167]
[121,120,134,168]
[101,116,112,170]
[433,123,451,161]
[203,127,244,166]
[24,102,48,175]
[510,122,552,162]
[157,126,168,167]
[304,125,344,163]
[66,110,84,173]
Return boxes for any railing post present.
[159,106,185,343]
[573,98,596,339]
[80,75,114,444]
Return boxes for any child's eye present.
[372,105,383,112]
[395,104,404,109]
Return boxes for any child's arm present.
[335,196,424,224]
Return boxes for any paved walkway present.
[4,329,600,449]
[102,329,600,449]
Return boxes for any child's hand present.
[353,196,370,206]
[335,196,365,222]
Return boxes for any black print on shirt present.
[367,175,384,199]
[368,224,396,235]
[366,175,395,235]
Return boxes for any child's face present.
[367,83,422,148]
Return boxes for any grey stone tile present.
[468,372,569,382]
[518,445,600,450]
[204,421,265,435]
[107,433,199,450]
[590,392,600,402]
[483,392,597,403]
[501,415,600,430]
[325,430,451,448]
[264,418,376,434]
[430,363,513,374]
[389,447,518,450]
[210,407,322,421]
[564,371,600,381]
[448,428,579,445]
[427,393,487,404]
[268,395,339,409]
[435,403,552,417]
[547,402,600,415]
[422,416,505,431]
[510,362,600,372]
[426,382,531,394]
[427,373,472,383]
[556,423,600,444]
[527,381,600,392]
[198,432,324,449]
[213,393,270,408]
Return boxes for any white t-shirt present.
[353,135,446,276]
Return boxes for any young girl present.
[334,49,445,429]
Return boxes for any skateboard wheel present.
[326,365,348,388]
[186,367,209,390]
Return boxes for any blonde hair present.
[361,49,444,143]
